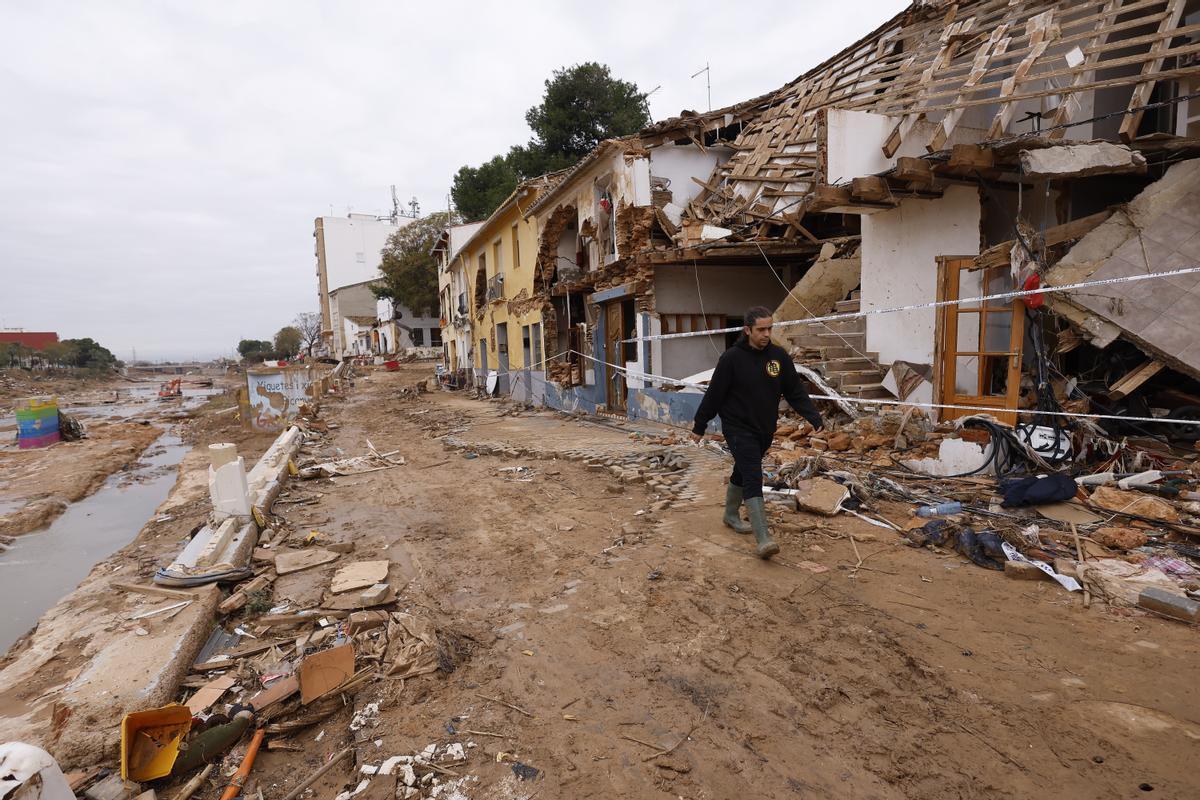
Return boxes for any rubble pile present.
[760,406,1200,622]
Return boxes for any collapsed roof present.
[684,0,1200,230]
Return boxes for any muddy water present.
[0,431,190,652]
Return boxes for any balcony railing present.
[486,273,505,302]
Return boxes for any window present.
[511,224,521,269]
[493,240,503,276]
[532,322,543,369]
[412,328,424,346]
[430,328,442,347]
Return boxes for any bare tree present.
[294,312,323,356]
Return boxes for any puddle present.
[0,430,189,653]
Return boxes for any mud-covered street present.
[198,365,1199,800]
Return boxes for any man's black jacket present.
[692,339,823,439]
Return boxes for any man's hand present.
[690,431,705,445]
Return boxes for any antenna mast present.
[691,62,711,111]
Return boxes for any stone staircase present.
[786,292,891,400]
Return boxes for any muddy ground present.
[203,365,1199,800]
[2,363,1196,798]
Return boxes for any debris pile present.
[763,407,1200,621]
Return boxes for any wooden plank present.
[878,35,1200,118]
[1119,0,1188,142]
[894,156,935,184]
[1048,0,1125,139]
[114,582,200,600]
[882,21,972,157]
[946,144,995,171]
[986,9,1057,140]
[868,1,1173,112]
[851,176,892,203]
[1109,360,1165,398]
[929,23,1012,151]
[976,209,1114,269]
[809,184,853,211]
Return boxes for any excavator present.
[157,378,183,400]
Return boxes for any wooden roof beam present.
[1119,0,1188,143]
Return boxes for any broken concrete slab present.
[1138,586,1200,623]
[1019,142,1146,180]
[330,561,390,594]
[28,585,220,767]
[1046,158,1200,381]
[793,478,849,516]
[771,242,862,348]
[275,548,340,575]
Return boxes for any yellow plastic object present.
[121,703,193,781]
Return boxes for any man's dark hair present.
[744,306,773,328]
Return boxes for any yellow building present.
[459,175,557,401]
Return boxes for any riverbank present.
[0,385,279,762]
[0,381,228,536]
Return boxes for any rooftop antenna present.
[691,62,711,111]
[390,185,400,223]
[408,197,420,218]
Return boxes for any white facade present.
[861,184,982,367]
[321,214,401,291]
[315,212,414,358]
[377,297,440,351]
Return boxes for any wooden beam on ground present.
[1119,0,1187,143]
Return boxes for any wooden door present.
[936,257,1025,425]
[604,301,626,412]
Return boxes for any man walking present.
[691,307,823,558]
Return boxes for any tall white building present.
[313,212,439,359]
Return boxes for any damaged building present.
[440,0,1200,443]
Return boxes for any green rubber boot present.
[744,496,780,559]
[723,484,752,534]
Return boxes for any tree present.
[373,210,458,317]
[294,312,323,356]
[450,63,649,221]
[40,341,78,368]
[237,339,274,360]
[61,338,118,370]
[526,63,650,159]
[274,326,302,359]
[451,153,521,224]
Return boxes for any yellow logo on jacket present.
[766,359,781,377]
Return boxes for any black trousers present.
[726,429,773,500]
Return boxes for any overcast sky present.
[0,0,909,361]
